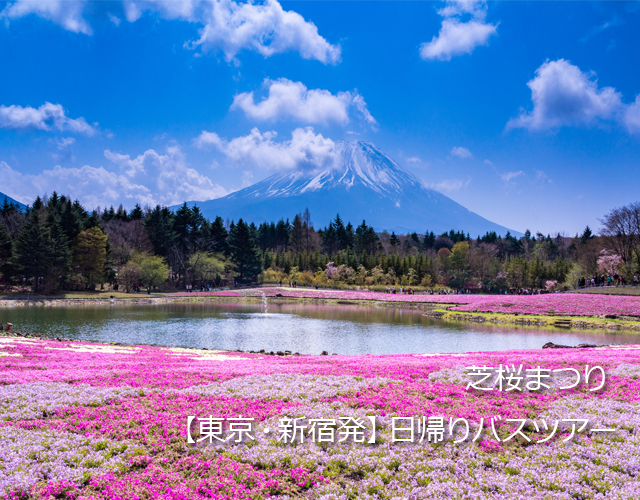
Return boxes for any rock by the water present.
[542,342,572,349]
[543,342,600,349]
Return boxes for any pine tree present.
[390,232,400,249]
[115,205,129,221]
[275,219,290,251]
[301,208,314,253]
[45,211,72,292]
[12,209,53,293]
[59,201,82,244]
[580,226,593,244]
[130,204,144,220]
[343,222,355,250]
[0,221,12,279]
[321,223,338,254]
[355,220,378,254]
[228,219,263,281]
[290,214,304,253]
[209,216,229,255]
[334,214,350,250]
[144,206,175,258]
[74,227,108,290]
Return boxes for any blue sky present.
[1,0,639,235]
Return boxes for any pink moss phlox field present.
[169,291,243,297]
[2,336,640,499]
[222,288,640,317]
[26,455,325,500]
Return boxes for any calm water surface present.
[1,302,638,355]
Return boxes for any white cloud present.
[0,146,227,208]
[420,19,497,61]
[429,178,471,192]
[507,59,623,131]
[0,102,97,135]
[50,137,76,162]
[500,170,524,183]
[1,0,92,34]
[438,0,486,19]
[580,16,622,43]
[241,170,254,187]
[450,146,472,158]
[349,92,377,128]
[483,159,494,167]
[104,149,147,177]
[153,132,168,141]
[194,127,336,171]
[420,1,497,61]
[122,0,197,22]
[55,137,76,150]
[231,78,376,127]
[3,0,340,65]
[193,130,224,150]
[0,161,148,208]
[404,155,430,168]
[187,0,341,64]
[535,170,552,184]
[624,95,640,134]
[104,146,227,204]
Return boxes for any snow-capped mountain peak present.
[179,140,516,235]
[231,140,424,201]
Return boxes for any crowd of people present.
[384,287,472,295]
[185,284,212,292]
[506,288,544,295]
[578,275,639,288]
[385,287,416,294]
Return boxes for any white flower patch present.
[414,353,470,357]
[0,338,39,345]
[164,347,248,361]
[0,352,22,358]
[595,345,640,351]
[190,354,249,361]
[165,347,223,355]
[0,339,27,357]
[44,344,140,354]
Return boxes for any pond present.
[0,301,638,355]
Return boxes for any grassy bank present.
[434,308,640,332]
[569,287,640,296]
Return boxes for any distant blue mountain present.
[176,141,519,236]
[0,192,26,209]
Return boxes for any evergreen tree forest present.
[0,193,637,294]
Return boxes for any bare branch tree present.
[598,202,640,264]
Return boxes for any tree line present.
[0,193,638,293]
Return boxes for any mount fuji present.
[182,141,516,235]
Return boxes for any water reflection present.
[0,302,637,355]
